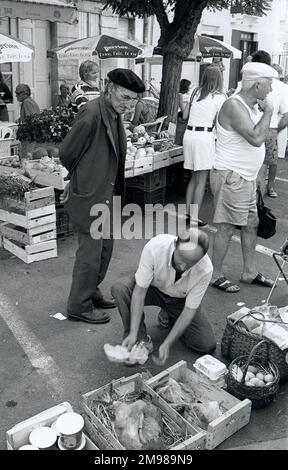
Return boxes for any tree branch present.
[150,0,170,33]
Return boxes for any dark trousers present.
[111,276,216,353]
[67,231,113,314]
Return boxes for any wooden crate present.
[0,221,56,245]
[0,186,57,263]
[146,360,252,450]
[82,373,206,451]
[133,157,153,176]
[0,186,56,230]
[25,160,68,190]
[169,146,184,165]
[153,151,170,170]
[2,238,57,264]
[6,402,98,450]
[125,159,134,178]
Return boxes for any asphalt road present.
[1,159,288,451]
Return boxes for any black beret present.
[107,68,145,93]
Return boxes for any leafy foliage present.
[102,0,271,18]
[16,107,75,144]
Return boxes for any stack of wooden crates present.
[0,186,57,263]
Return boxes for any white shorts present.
[183,129,216,171]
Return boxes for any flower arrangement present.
[16,107,75,144]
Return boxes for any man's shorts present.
[210,168,257,226]
[264,128,278,165]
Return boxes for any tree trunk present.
[157,52,183,124]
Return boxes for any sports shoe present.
[158,309,170,328]
[267,188,278,198]
[139,335,154,355]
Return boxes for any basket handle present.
[232,310,265,326]
[241,339,269,383]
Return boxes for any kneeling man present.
[111,229,216,365]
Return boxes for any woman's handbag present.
[175,87,199,145]
[256,188,276,239]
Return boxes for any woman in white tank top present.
[182,66,226,226]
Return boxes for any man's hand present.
[60,182,70,204]
[122,333,137,352]
[152,342,170,366]
[257,98,273,114]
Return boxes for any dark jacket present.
[59,93,126,232]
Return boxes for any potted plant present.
[16,107,75,159]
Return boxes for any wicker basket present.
[221,310,288,381]
[226,340,280,409]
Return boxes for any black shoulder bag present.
[256,188,276,239]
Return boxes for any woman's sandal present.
[210,277,240,293]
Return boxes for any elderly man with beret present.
[210,62,277,293]
[59,68,145,324]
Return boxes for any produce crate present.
[133,156,153,176]
[0,186,56,230]
[126,168,167,191]
[146,360,252,450]
[25,159,68,190]
[125,186,166,208]
[82,373,206,450]
[169,146,184,165]
[6,402,98,450]
[2,238,57,264]
[153,151,170,170]
[125,160,134,178]
[0,186,57,263]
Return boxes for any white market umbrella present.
[136,34,242,64]
[47,34,148,61]
[0,32,34,63]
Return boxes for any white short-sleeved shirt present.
[266,79,288,128]
[235,78,288,128]
[135,234,213,309]
[188,89,226,127]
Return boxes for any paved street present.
[0,159,288,451]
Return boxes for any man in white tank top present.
[210,62,277,293]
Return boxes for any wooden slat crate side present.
[27,213,56,229]
[146,360,252,450]
[0,223,29,245]
[26,204,56,221]
[206,400,251,450]
[24,186,54,203]
[25,248,57,264]
[125,169,134,178]
[25,239,57,255]
[0,208,27,228]
[133,165,153,176]
[83,404,124,450]
[3,238,57,264]
[169,155,184,165]
[26,195,55,212]
[0,222,56,245]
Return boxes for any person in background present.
[55,83,71,108]
[212,57,225,74]
[251,51,288,198]
[70,60,100,113]
[129,94,158,131]
[15,84,40,121]
[0,72,13,121]
[182,66,226,227]
[210,62,276,293]
[59,68,145,325]
[178,79,192,115]
[111,229,216,366]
